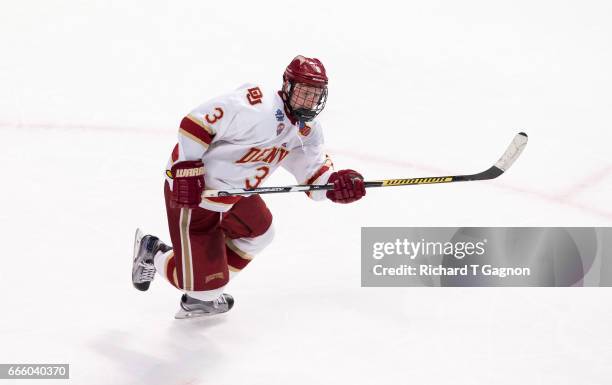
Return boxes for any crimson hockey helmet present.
[282,55,328,122]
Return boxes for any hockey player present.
[132,55,366,319]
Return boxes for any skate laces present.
[214,294,228,307]
[135,237,158,282]
[139,264,156,281]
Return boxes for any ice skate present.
[132,228,171,291]
[174,293,234,319]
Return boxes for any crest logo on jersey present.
[246,87,263,105]
[276,123,285,136]
[275,109,284,122]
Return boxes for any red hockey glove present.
[170,160,205,209]
[326,169,366,204]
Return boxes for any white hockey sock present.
[229,270,240,281]
[187,287,225,302]
[153,249,174,281]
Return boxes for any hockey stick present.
[202,132,528,198]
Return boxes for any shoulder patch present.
[299,123,312,137]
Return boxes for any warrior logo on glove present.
[175,165,205,178]
[169,160,205,209]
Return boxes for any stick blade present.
[494,132,528,172]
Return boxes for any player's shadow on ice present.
[89,318,228,385]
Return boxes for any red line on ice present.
[2,120,611,220]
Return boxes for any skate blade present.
[174,308,224,320]
[133,228,144,262]
[132,228,151,291]
[175,308,204,319]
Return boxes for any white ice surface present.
[1,1,611,384]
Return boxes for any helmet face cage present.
[284,79,328,122]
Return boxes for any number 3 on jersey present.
[245,166,269,189]
[205,107,224,124]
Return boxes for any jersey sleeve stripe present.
[179,116,215,147]
[171,143,179,162]
[305,165,330,198]
[179,128,211,149]
[186,114,216,135]
[305,165,330,185]
[304,156,334,198]
[304,154,334,185]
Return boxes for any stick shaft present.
[201,132,527,198]
[202,168,498,197]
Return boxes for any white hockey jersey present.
[166,84,334,212]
